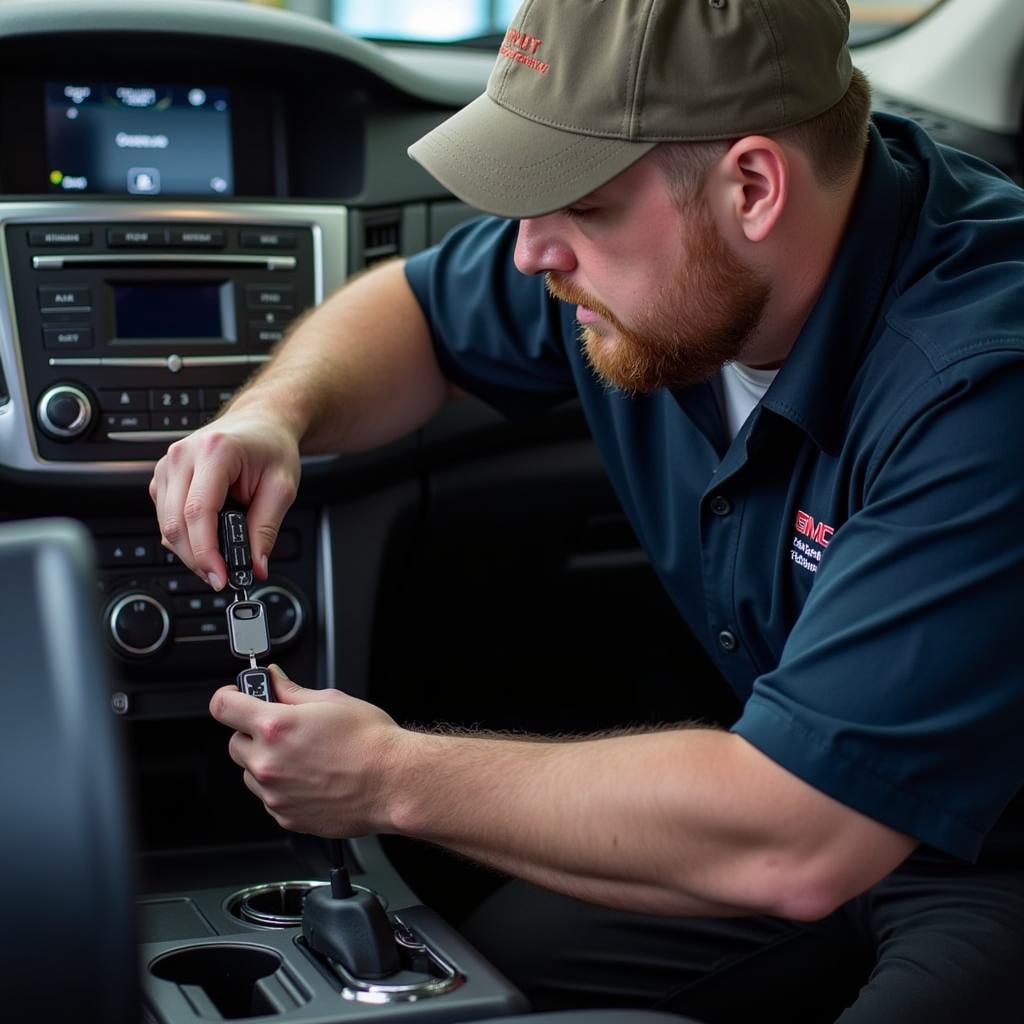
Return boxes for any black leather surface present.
[0,518,138,1023]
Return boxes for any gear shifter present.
[302,840,401,979]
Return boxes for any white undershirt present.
[716,360,779,440]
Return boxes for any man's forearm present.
[227,259,448,454]
[440,836,755,917]
[385,728,778,916]
[381,727,917,921]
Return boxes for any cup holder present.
[149,943,308,1019]
[225,880,386,929]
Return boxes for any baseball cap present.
[408,0,853,219]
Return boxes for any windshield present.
[326,0,947,46]
[334,0,521,44]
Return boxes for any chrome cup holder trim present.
[224,880,386,929]
[331,915,465,1004]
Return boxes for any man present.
[150,1,1024,1019]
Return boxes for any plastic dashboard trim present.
[0,200,347,475]
[0,0,488,110]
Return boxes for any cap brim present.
[408,93,655,219]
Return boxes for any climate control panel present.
[103,581,303,657]
[87,508,319,720]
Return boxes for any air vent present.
[363,212,401,267]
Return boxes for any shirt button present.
[710,495,732,516]
[718,629,738,652]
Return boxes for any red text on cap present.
[505,27,543,55]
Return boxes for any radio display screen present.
[45,82,233,197]
[112,282,236,341]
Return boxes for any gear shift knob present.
[302,864,400,979]
[301,880,397,974]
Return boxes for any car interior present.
[1,0,1021,1021]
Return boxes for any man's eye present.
[564,206,596,221]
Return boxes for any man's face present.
[514,154,772,393]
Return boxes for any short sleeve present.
[404,216,577,419]
[732,352,1024,860]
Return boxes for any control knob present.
[106,591,171,657]
[37,384,93,439]
[251,584,304,646]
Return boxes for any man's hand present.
[210,665,404,837]
[148,407,301,589]
[210,664,917,917]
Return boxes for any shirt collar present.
[759,117,916,455]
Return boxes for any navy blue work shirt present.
[404,114,1024,863]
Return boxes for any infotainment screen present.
[111,282,237,342]
[45,82,233,197]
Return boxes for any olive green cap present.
[409,0,853,218]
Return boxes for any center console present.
[140,870,527,1022]
[5,517,528,1024]
[0,16,537,1022]
[0,198,526,1024]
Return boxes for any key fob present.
[226,599,271,659]
[220,509,272,696]
[219,510,254,591]
[237,666,274,702]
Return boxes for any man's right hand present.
[148,406,301,590]
[149,259,448,589]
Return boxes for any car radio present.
[3,214,323,464]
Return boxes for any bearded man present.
[150,2,1024,1019]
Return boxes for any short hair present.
[653,66,873,201]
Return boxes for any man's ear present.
[716,136,789,243]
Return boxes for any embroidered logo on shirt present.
[790,509,834,575]
[499,27,550,74]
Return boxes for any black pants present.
[461,856,1024,1023]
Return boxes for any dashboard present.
[0,3,490,736]
[1,2,1021,1022]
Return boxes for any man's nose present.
[514,217,577,276]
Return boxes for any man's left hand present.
[209,665,404,836]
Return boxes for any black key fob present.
[219,510,254,591]
[237,666,274,702]
[219,508,273,702]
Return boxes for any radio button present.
[107,228,168,247]
[28,229,92,247]
[153,411,199,430]
[174,593,229,615]
[252,309,291,326]
[201,387,235,410]
[168,228,225,247]
[155,574,207,596]
[150,388,200,411]
[103,412,151,432]
[249,327,285,346]
[99,388,147,412]
[98,539,156,566]
[43,326,93,349]
[176,617,225,639]
[240,230,297,249]
[246,284,294,310]
[38,285,92,310]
